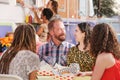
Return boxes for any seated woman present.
[0,24,40,80]
[77,23,120,80]
[67,22,95,72]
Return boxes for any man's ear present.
[49,30,54,36]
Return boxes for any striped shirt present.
[38,40,74,66]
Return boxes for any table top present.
[37,70,91,80]
[37,76,91,80]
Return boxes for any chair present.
[0,74,23,80]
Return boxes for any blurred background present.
[0,0,120,44]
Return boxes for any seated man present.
[38,19,74,66]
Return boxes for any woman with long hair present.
[47,0,58,15]
[90,23,120,80]
[0,24,40,80]
[47,0,61,21]
[67,22,95,72]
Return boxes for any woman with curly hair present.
[0,24,40,80]
[90,23,120,80]
[67,22,95,72]
[77,23,120,80]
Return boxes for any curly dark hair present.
[42,8,53,21]
[78,22,91,50]
[90,23,120,58]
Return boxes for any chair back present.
[0,74,23,80]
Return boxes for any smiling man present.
[38,19,74,66]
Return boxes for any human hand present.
[29,70,38,80]
[38,7,44,11]
[16,0,24,6]
[29,7,36,12]
[75,72,87,77]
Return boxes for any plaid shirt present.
[38,40,74,66]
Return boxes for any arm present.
[91,54,107,80]
[16,0,24,6]
[38,45,43,61]
[76,71,92,76]
[37,27,44,36]
[26,52,40,80]
[66,48,72,66]
[30,7,43,24]
[29,70,38,80]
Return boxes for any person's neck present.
[78,40,90,51]
[44,20,49,24]
[53,11,57,16]
[78,42,85,51]
[52,38,62,47]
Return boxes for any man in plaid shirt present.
[38,19,74,66]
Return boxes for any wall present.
[58,0,79,19]
[0,4,25,23]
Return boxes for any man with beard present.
[38,19,74,66]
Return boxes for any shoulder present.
[97,52,114,60]
[39,42,49,48]
[50,14,61,20]
[68,46,79,55]
[17,50,38,59]
[96,52,115,68]
[54,14,61,18]
[38,42,50,51]
[69,46,77,50]
[62,41,75,47]
[40,24,47,28]
[18,50,35,55]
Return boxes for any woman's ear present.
[82,32,85,39]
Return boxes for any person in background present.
[0,32,14,55]
[0,24,40,80]
[16,0,24,6]
[5,32,14,44]
[31,0,61,24]
[46,0,61,20]
[36,8,53,42]
[35,8,53,53]
[47,0,58,14]
[5,32,14,38]
[38,19,74,66]
[77,23,120,80]
[31,7,43,24]
[67,22,95,72]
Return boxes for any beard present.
[54,34,66,42]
